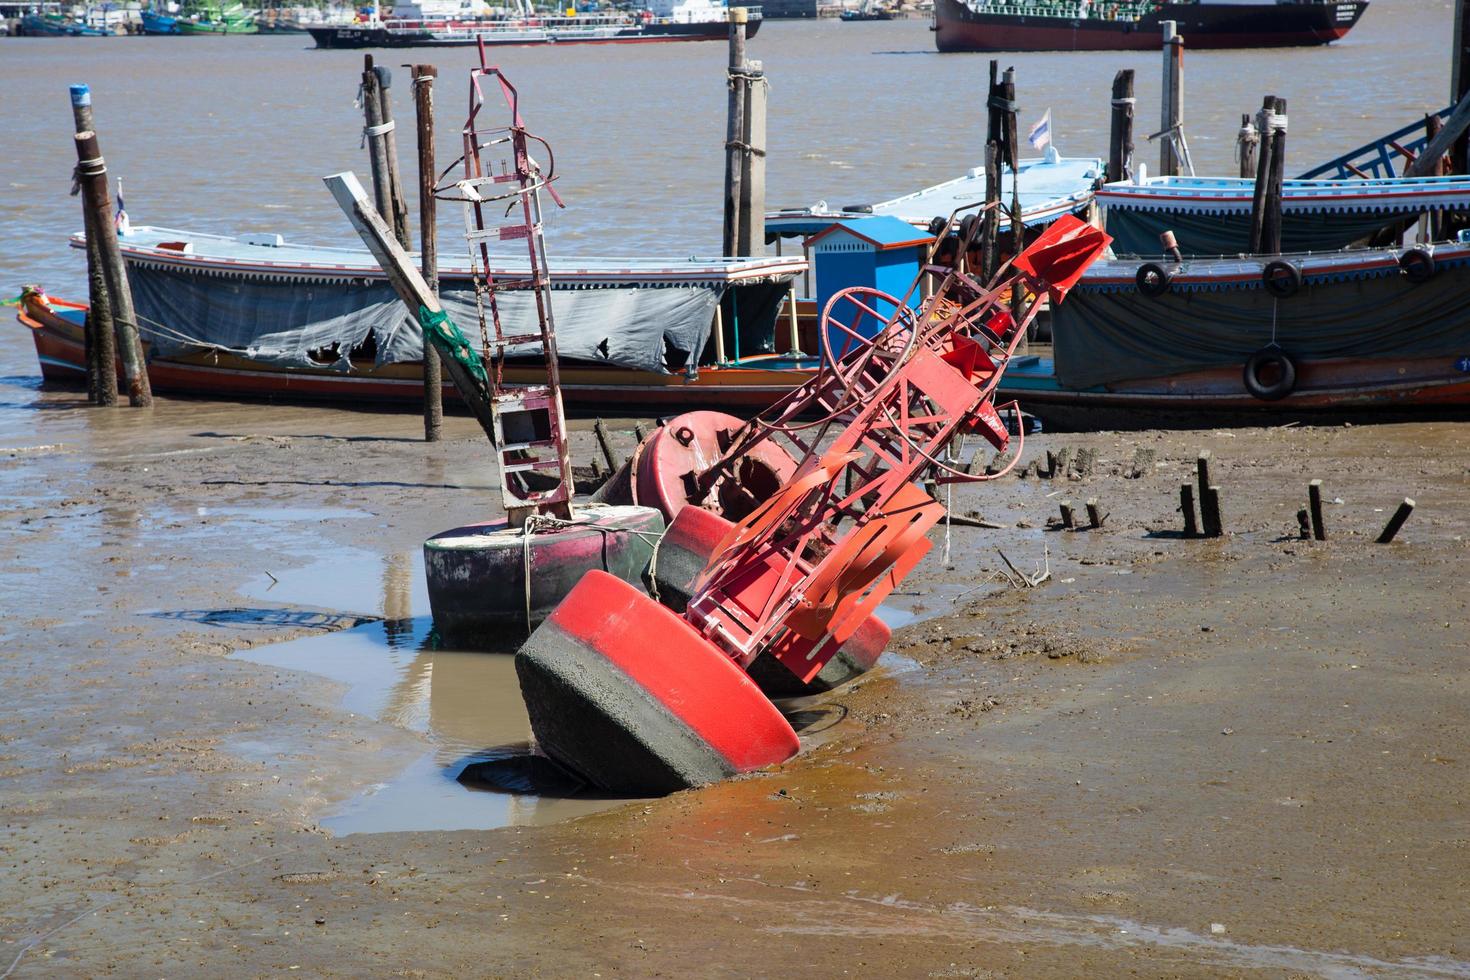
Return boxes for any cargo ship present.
[308,0,757,47]
[932,0,1368,52]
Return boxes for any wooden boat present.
[24,222,817,411]
[997,241,1470,429]
[1098,174,1470,257]
[932,0,1367,53]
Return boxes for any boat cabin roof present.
[1097,174,1470,215]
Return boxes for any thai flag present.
[1027,109,1052,152]
[114,179,131,237]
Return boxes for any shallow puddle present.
[234,544,929,836]
[236,556,632,835]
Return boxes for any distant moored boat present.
[932,0,1369,52]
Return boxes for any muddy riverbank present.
[3,400,1467,976]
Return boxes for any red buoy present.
[632,411,798,522]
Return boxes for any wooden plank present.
[323,170,498,442]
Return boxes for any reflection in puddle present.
[235,607,632,835]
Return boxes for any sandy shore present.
[3,397,1467,976]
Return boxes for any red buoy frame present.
[518,212,1113,792]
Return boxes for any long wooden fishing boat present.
[932,0,1367,52]
[1000,240,1470,428]
[24,222,816,410]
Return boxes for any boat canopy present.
[82,226,805,375]
[765,147,1102,239]
[1098,174,1470,257]
[1051,242,1470,390]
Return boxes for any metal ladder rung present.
[466,224,534,243]
[489,333,544,347]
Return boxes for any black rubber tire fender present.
[1136,262,1171,297]
[1242,347,1297,402]
[1262,260,1302,298]
[1399,247,1435,284]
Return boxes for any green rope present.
[417,306,490,389]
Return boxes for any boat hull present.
[933,0,1367,52]
[307,15,757,47]
[24,300,1470,427]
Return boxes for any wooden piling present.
[1180,484,1199,538]
[982,140,1000,279]
[411,64,443,443]
[360,57,404,249]
[1108,69,1135,183]
[1059,500,1076,529]
[1454,0,1470,174]
[1236,113,1258,179]
[1248,95,1276,254]
[1086,498,1105,529]
[1308,478,1326,541]
[72,131,151,407]
[1376,498,1415,544]
[374,65,412,248]
[736,58,767,257]
[634,423,648,443]
[1159,21,1183,177]
[69,85,114,405]
[1261,97,1287,255]
[721,7,748,257]
[1296,508,1311,539]
[593,418,618,471]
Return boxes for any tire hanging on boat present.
[1242,346,1297,402]
[1262,260,1302,298]
[1135,262,1172,297]
[1399,247,1436,284]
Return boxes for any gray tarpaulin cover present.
[1052,263,1470,390]
[129,265,724,374]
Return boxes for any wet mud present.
[3,404,1468,976]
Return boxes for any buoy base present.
[516,571,799,794]
[425,503,665,648]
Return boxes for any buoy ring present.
[1262,260,1302,298]
[1399,247,1435,283]
[1136,262,1171,297]
[1242,347,1297,402]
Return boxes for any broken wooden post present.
[1236,112,1258,179]
[1108,69,1135,183]
[1308,478,1326,541]
[1204,486,1222,537]
[1180,484,1199,538]
[411,64,443,443]
[1159,21,1184,177]
[736,57,767,257]
[593,418,618,471]
[634,422,648,443]
[721,7,748,257]
[1377,498,1415,543]
[1197,451,1221,537]
[1261,97,1287,255]
[1059,500,1076,529]
[73,130,151,407]
[1086,498,1105,529]
[69,84,117,406]
[1296,508,1311,539]
[325,171,498,442]
[1454,0,1470,174]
